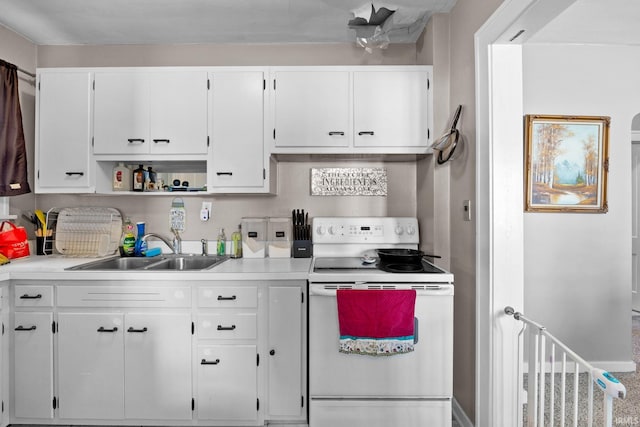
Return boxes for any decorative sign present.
[311,168,387,196]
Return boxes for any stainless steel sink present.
[67,254,228,271]
[145,256,223,271]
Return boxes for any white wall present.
[523,43,636,366]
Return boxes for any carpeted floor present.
[523,314,640,426]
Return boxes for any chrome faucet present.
[201,238,208,256]
[141,233,180,255]
[171,228,182,254]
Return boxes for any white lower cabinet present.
[57,313,124,419]
[13,312,54,419]
[267,286,305,419]
[57,311,192,420]
[196,344,258,420]
[124,313,192,420]
[9,281,307,426]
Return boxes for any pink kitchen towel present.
[336,289,416,356]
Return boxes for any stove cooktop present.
[312,257,446,274]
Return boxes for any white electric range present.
[308,217,454,427]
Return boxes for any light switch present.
[463,200,471,221]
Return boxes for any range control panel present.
[312,217,419,245]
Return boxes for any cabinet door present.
[13,312,53,419]
[210,71,265,188]
[0,288,7,427]
[57,313,124,419]
[268,286,303,417]
[197,345,257,421]
[37,72,92,190]
[93,72,150,154]
[148,71,208,155]
[124,313,192,420]
[353,70,430,147]
[273,71,350,148]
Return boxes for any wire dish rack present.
[54,207,123,257]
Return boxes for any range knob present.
[316,225,326,235]
[394,225,404,235]
[328,226,336,235]
[406,225,416,235]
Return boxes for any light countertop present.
[0,255,312,282]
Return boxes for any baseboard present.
[523,360,636,374]
[452,396,474,427]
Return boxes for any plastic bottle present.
[133,165,145,192]
[135,222,147,256]
[121,218,136,257]
[112,163,131,191]
[231,225,242,258]
[217,228,226,256]
[147,166,157,191]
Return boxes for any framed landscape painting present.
[524,115,609,213]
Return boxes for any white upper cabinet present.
[209,70,268,192]
[353,70,431,148]
[36,71,93,192]
[93,70,208,157]
[272,70,351,148]
[270,66,432,154]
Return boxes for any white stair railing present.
[505,307,626,427]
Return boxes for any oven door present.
[309,283,453,398]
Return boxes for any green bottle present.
[217,228,226,256]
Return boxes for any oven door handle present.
[309,285,451,296]
[414,317,419,344]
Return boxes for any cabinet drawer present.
[197,313,257,340]
[14,285,54,307]
[57,286,191,308]
[198,287,257,308]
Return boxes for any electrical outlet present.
[200,202,212,222]
[463,200,472,221]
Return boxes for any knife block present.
[292,240,312,258]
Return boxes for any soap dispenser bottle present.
[217,228,226,256]
[231,225,242,258]
[121,218,136,257]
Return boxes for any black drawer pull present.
[65,172,85,176]
[201,358,220,365]
[328,131,345,136]
[217,295,237,301]
[127,138,145,144]
[153,139,171,144]
[97,326,118,333]
[216,172,233,176]
[127,327,148,333]
[15,325,36,331]
[20,293,42,299]
[358,131,375,136]
[217,325,236,331]
[269,349,276,356]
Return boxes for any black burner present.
[378,262,424,273]
[377,259,446,274]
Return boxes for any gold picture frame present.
[524,115,609,213]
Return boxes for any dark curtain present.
[0,59,31,196]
